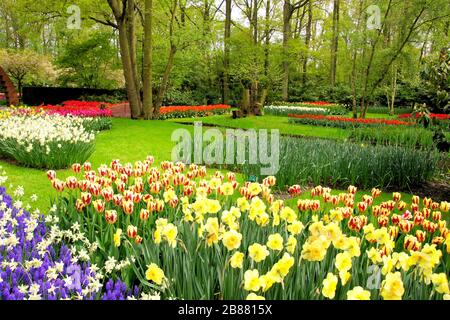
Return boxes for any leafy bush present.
[242,137,440,190]
[79,92,127,104]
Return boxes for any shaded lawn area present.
[2,118,413,211]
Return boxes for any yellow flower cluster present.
[52,158,450,300]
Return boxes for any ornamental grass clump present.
[242,137,440,190]
[349,126,438,150]
[0,114,96,169]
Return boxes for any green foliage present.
[163,88,200,106]
[79,92,127,104]
[0,49,57,92]
[364,106,413,115]
[349,126,437,150]
[242,137,441,191]
[82,117,113,132]
[419,50,450,113]
[56,31,122,89]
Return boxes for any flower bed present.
[264,105,346,116]
[0,177,139,300]
[0,114,96,169]
[398,113,450,120]
[289,114,415,128]
[47,157,449,300]
[158,104,231,119]
[39,105,113,118]
[272,101,341,107]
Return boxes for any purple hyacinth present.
[0,186,138,300]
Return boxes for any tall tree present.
[302,0,312,85]
[330,0,340,87]
[223,0,232,104]
[143,0,153,119]
[282,0,307,101]
[107,0,141,118]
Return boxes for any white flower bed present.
[264,105,330,116]
[0,115,96,169]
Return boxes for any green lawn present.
[169,115,350,140]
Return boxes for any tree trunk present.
[351,0,364,119]
[330,0,340,87]
[143,0,153,120]
[126,0,142,115]
[389,66,398,116]
[282,1,292,101]
[252,0,258,45]
[223,0,232,104]
[302,0,312,85]
[154,45,177,118]
[360,0,393,118]
[118,22,141,119]
[264,0,271,76]
[241,89,250,115]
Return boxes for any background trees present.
[0,0,448,117]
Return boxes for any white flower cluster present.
[264,105,330,115]
[0,114,96,154]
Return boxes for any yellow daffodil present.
[230,252,245,269]
[381,272,404,300]
[367,247,382,264]
[244,269,261,292]
[301,237,329,262]
[272,253,295,278]
[237,197,250,211]
[347,286,371,300]
[145,263,165,285]
[431,273,450,294]
[286,235,297,254]
[280,206,297,224]
[267,233,284,251]
[339,271,351,286]
[222,230,242,251]
[259,273,277,292]
[248,243,270,263]
[335,251,352,272]
[113,228,122,247]
[248,183,262,196]
[246,293,265,300]
[322,273,338,299]
[287,220,304,235]
[162,223,178,248]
